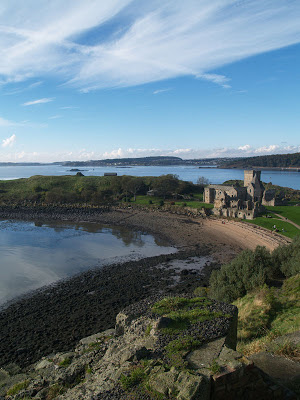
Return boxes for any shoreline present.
[0,207,289,369]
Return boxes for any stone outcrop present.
[0,295,296,400]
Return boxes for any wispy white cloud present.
[60,106,79,110]
[28,81,43,88]
[153,88,172,95]
[22,98,54,106]
[199,73,231,89]
[3,80,43,95]
[48,115,62,119]
[2,134,16,148]
[0,1,299,90]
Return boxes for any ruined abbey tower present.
[204,169,279,219]
[244,170,265,203]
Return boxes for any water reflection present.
[0,220,175,306]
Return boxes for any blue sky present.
[0,0,299,162]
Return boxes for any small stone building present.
[204,170,278,219]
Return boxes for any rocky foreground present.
[0,294,296,400]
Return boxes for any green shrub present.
[272,237,300,277]
[209,246,272,302]
[159,200,164,206]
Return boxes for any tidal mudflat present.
[0,207,286,369]
[0,219,175,306]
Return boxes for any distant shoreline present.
[218,166,300,172]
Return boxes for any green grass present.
[120,367,147,390]
[135,195,163,205]
[210,359,221,375]
[193,193,203,201]
[151,297,212,314]
[135,195,212,209]
[234,274,300,357]
[265,205,300,226]
[59,358,71,367]
[164,336,202,369]
[245,217,299,239]
[165,336,202,355]
[151,297,228,334]
[6,380,30,396]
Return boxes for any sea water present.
[0,165,299,189]
[0,219,175,306]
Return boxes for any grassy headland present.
[0,174,208,208]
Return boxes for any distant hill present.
[63,156,184,167]
[62,156,237,167]
[219,152,300,169]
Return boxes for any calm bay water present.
[0,220,175,306]
[0,164,299,189]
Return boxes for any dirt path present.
[272,212,300,230]
[201,218,291,253]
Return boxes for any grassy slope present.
[233,274,300,357]
[265,205,300,226]
[135,195,213,209]
[245,217,299,239]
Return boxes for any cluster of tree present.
[0,174,207,206]
[219,152,300,169]
[209,237,300,303]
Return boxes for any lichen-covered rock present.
[176,371,209,400]
[148,367,179,395]
[2,295,238,400]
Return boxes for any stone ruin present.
[204,170,282,220]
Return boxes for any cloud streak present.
[22,98,54,106]
[2,134,16,148]
[153,88,172,95]
[0,1,299,90]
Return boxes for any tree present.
[153,175,180,199]
[197,176,210,186]
[121,176,146,201]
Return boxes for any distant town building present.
[204,170,281,219]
